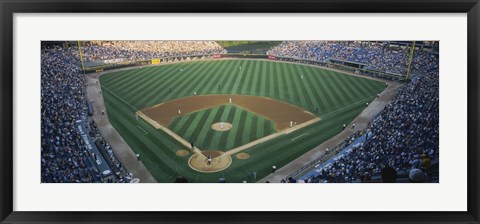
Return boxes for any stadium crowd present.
[70,41,226,62]
[294,67,439,183]
[41,47,130,183]
[267,41,438,75]
[42,40,439,183]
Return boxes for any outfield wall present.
[85,53,407,83]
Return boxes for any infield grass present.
[169,104,276,151]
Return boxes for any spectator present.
[409,169,425,183]
[381,165,398,183]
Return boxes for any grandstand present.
[41,40,439,183]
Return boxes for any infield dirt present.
[140,94,318,131]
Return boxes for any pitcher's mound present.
[188,150,232,173]
[211,122,232,131]
[175,149,189,157]
[236,152,250,160]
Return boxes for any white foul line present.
[291,133,310,142]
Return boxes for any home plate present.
[291,133,310,142]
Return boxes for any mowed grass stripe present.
[230,61,247,94]
[188,61,230,94]
[349,74,380,95]
[291,64,312,108]
[111,64,181,99]
[231,60,248,94]
[188,63,220,95]
[170,111,191,132]
[187,106,222,146]
[221,60,242,94]
[119,63,182,92]
[260,61,268,97]
[150,62,203,97]
[268,61,276,97]
[314,71,342,111]
[331,71,372,102]
[235,110,248,147]
[235,61,249,94]
[252,60,261,95]
[305,67,332,113]
[283,62,303,106]
[293,64,316,112]
[121,68,178,106]
[120,63,191,107]
[325,72,350,107]
[196,106,226,148]
[327,71,355,106]
[211,105,236,150]
[297,64,328,111]
[176,111,201,136]
[220,60,241,94]
[301,66,327,114]
[279,63,295,103]
[335,72,366,102]
[218,106,239,149]
[141,61,208,106]
[107,68,159,101]
[104,66,157,91]
[182,109,210,140]
[290,64,310,106]
[144,61,212,106]
[355,76,384,98]
[225,107,243,149]
[209,60,235,94]
[278,61,292,102]
[242,61,256,95]
[352,78,377,98]
[249,115,258,142]
[255,116,265,139]
[200,111,223,148]
[203,61,232,94]
[264,117,274,136]
[274,62,286,100]
[101,69,142,89]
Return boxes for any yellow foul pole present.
[77,41,85,72]
[405,41,416,83]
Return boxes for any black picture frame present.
[1,0,479,223]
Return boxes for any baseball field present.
[99,59,386,183]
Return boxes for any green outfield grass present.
[99,59,386,183]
